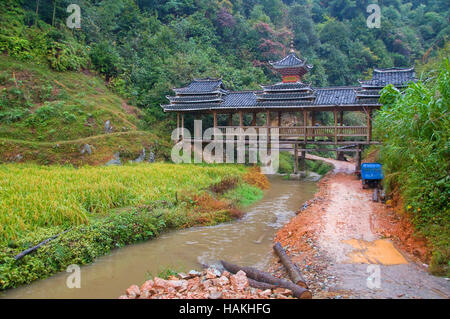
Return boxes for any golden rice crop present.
[0,163,247,242]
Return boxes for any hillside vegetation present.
[0,55,171,165]
[1,0,449,119]
[374,55,449,276]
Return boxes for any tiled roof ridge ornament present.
[373,67,415,73]
[268,43,313,83]
[192,77,223,82]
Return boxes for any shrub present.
[375,58,450,276]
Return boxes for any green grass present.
[0,55,144,142]
[224,184,264,207]
[0,55,173,166]
[277,151,333,176]
[0,163,250,243]
[0,163,267,290]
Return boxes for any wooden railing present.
[215,126,368,139]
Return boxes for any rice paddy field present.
[0,163,250,243]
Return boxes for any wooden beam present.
[213,111,217,128]
[357,144,362,172]
[300,146,306,171]
[228,113,233,126]
[303,110,307,141]
[278,111,282,127]
[334,109,338,144]
[239,111,244,127]
[252,112,257,126]
[294,143,298,174]
[367,108,372,143]
[181,113,184,139]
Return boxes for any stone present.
[148,150,155,163]
[126,285,140,298]
[15,154,23,161]
[216,276,229,286]
[177,272,190,280]
[132,148,146,163]
[167,280,188,291]
[153,277,170,289]
[206,267,220,279]
[104,120,113,133]
[106,152,121,166]
[208,291,223,299]
[230,270,249,291]
[202,280,213,289]
[188,270,202,277]
[259,289,272,297]
[140,280,154,293]
[80,144,93,155]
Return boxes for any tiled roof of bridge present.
[359,67,416,87]
[167,94,223,103]
[221,92,258,107]
[162,67,416,111]
[255,92,316,100]
[173,78,226,94]
[313,87,358,105]
[261,82,313,92]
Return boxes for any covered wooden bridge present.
[162,47,417,172]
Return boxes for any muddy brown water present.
[1,176,317,299]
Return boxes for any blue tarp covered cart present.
[361,163,384,189]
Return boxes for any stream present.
[1,176,317,299]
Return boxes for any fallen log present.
[14,229,71,261]
[220,260,312,299]
[247,278,277,290]
[273,242,308,288]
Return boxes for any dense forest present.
[0,0,448,127]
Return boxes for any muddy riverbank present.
[270,161,450,299]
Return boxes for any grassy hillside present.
[0,55,171,165]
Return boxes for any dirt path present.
[271,157,450,299]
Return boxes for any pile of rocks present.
[120,268,295,299]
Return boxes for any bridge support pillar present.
[356,145,362,172]
[294,143,298,174]
[300,144,306,171]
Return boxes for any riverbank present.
[0,164,267,291]
[2,175,316,298]
[270,160,450,299]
